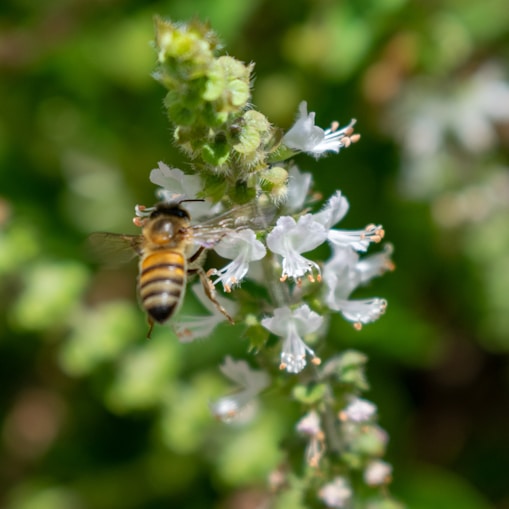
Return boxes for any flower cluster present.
[138,18,399,509]
[147,151,392,374]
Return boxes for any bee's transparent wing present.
[191,202,277,248]
[87,232,143,266]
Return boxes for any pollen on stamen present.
[177,328,193,339]
[353,322,363,331]
[316,274,322,283]
[311,356,322,366]
[279,362,287,371]
[308,454,321,468]
[133,217,146,227]
[363,225,385,243]
[280,275,288,283]
[350,133,361,143]
[330,121,339,131]
[307,274,315,283]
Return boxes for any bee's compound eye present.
[148,219,175,243]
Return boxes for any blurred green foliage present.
[1,0,509,508]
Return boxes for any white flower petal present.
[267,215,327,280]
[283,102,357,158]
[364,460,393,486]
[219,356,270,393]
[174,284,237,342]
[150,162,201,198]
[296,410,322,436]
[341,397,377,422]
[284,165,313,213]
[327,224,385,252]
[210,357,269,423]
[313,191,350,229]
[262,305,323,374]
[319,477,352,508]
[335,298,388,326]
[211,229,266,291]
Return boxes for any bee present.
[90,198,272,338]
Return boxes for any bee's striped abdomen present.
[138,250,186,324]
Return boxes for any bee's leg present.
[190,267,235,324]
[188,245,205,264]
[147,318,154,339]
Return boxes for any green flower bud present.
[233,110,271,155]
[154,17,219,78]
[203,56,253,112]
[260,166,288,188]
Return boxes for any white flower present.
[296,410,322,436]
[323,245,391,328]
[340,397,377,423]
[318,477,352,508]
[283,101,358,158]
[174,283,237,342]
[364,459,393,486]
[323,246,360,297]
[314,191,384,252]
[354,243,395,284]
[284,165,313,213]
[149,162,216,218]
[209,229,266,291]
[150,162,201,200]
[210,356,270,423]
[261,304,323,373]
[331,296,387,329]
[296,411,325,467]
[266,215,327,282]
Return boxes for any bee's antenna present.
[178,199,206,204]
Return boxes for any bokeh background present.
[1,0,509,508]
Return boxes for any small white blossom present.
[266,215,327,282]
[314,191,384,252]
[149,162,217,217]
[175,284,237,342]
[327,224,385,252]
[340,397,377,423]
[323,246,360,297]
[150,162,201,200]
[355,244,395,284]
[209,229,266,291]
[326,288,387,329]
[261,304,323,373]
[319,477,352,508]
[323,246,391,328]
[283,101,358,158]
[296,410,325,467]
[296,410,322,436]
[364,459,393,486]
[284,165,313,213]
[210,356,270,423]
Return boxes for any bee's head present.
[150,199,205,220]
